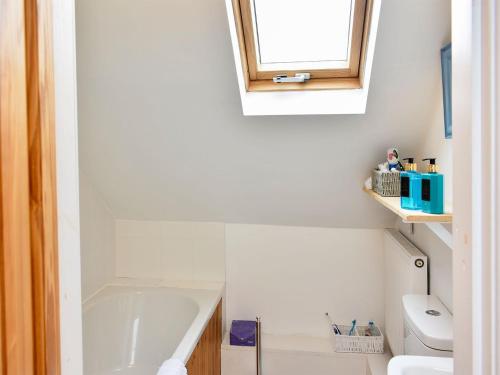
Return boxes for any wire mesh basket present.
[372,169,400,197]
[330,324,384,354]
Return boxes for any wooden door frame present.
[0,0,61,374]
[0,0,35,373]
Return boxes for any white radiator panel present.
[384,229,428,356]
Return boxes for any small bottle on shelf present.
[400,158,422,210]
[421,158,444,214]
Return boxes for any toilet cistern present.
[402,294,453,357]
[388,295,454,375]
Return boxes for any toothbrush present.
[333,324,341,335]
[348,319,357,336]
[325,312,341,335]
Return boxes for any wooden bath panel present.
[186,299,222,375]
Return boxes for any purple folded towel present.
[230,320,256,347]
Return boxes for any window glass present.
[251,0,354,71]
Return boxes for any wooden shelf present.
[363,187,452,223]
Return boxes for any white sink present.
[388,355,453,375]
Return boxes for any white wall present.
[393,80,454,314]
[113,220,385,339]
[116,220,225,283]
[79,173,115,299]
[225,224,385,338]
[54,0,83,373]
[76,0,451,229]
[414,90,453,209]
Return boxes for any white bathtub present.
[83,283,223,375]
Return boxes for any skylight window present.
[233,0,371,91]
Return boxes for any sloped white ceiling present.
[76,0,450,228]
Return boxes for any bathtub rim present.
[82,278,224,367]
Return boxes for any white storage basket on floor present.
[331,324,384,354]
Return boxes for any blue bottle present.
[421,158,444,214]
[400,158,422,210]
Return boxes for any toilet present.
[402,294,453,357]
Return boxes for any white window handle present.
[273,73,311,83]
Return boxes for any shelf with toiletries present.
[364,149,452,224]
[363,187,452,223]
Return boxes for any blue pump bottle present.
[400,158,422,210]
[421,158,444,214]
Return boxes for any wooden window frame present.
[231,0,374,92]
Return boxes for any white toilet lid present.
[403,295,453,351]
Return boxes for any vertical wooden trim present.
[239,0,258,80]
[231,0,250,90]
[186,300,222,375]
[0,0,36,374]
[358,0,374,86]
[24,0,61,374]
[215,301,222,375]
[348,0,367,76]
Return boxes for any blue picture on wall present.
[441,43,452,139]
